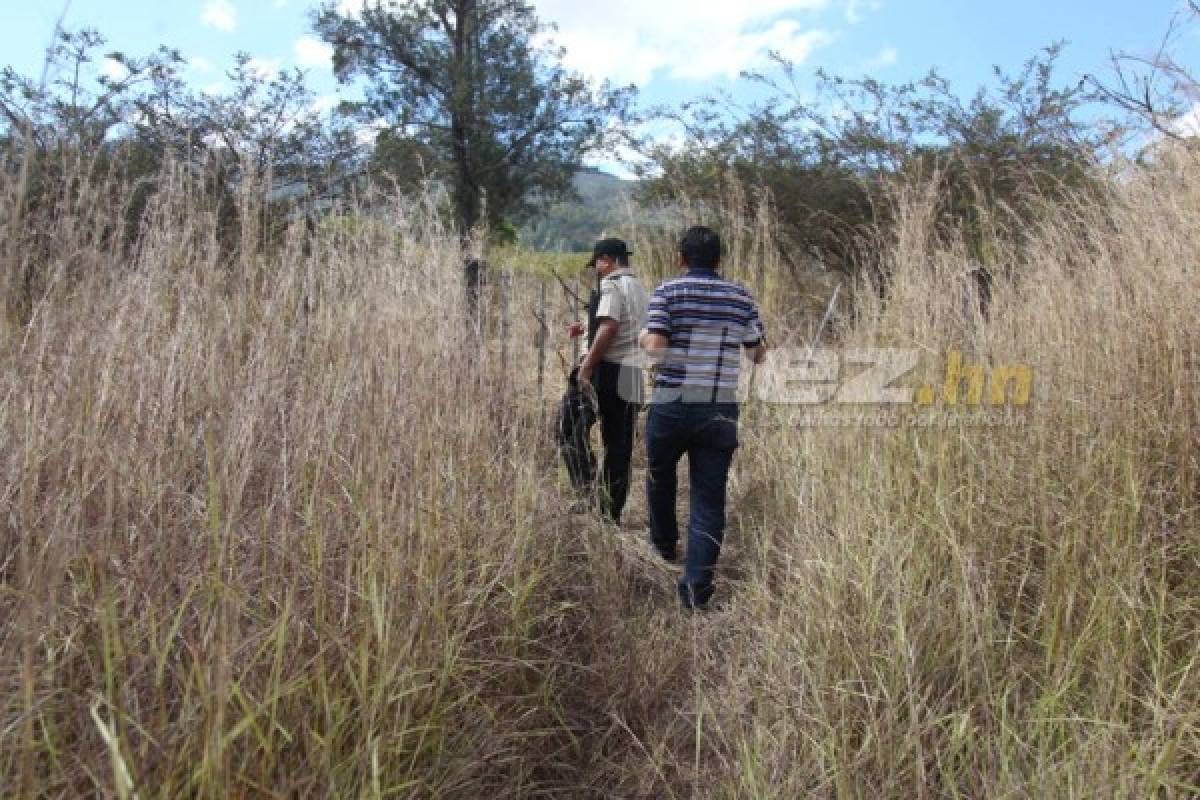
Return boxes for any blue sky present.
[4,0,1197,173]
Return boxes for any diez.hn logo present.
[755,348,1032,408]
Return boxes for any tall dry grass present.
[0,159,610,796]
[683,156,1200,797]
[1,144,1198,799]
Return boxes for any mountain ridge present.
[519,168,637,252]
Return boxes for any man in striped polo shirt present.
[639,226,767,610]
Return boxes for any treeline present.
[2,1,1196,316]
[633,8,1200,283]
[0,28,365,323]
[638,47,1102,279]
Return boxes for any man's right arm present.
[640,286,672,363]
[745,341,768,364]
[640,330,670,363]
[743,294,768,364]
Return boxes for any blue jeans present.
[645,397,739,608]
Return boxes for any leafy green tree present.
[313,0,633,239]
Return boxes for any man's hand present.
[639,330,669,363]
[579,318,618,387]
[746,342,768,364]
[567,321,585,339]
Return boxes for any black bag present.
[556,366,598,490]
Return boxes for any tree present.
[131,51,364,254]
[638,45,1100,276]
[313,0,633,240]
[1090,3,1200,147]
[1,28,192,321]
[0,29,187,156]
[1,27,361,321]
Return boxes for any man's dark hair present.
[680,226,721,270]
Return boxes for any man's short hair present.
[680,226,721,270]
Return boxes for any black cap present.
[586,237,631,267]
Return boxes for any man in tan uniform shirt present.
[566,237,648,524]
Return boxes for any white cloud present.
[190,55,215,74]
[101,57,129,81]
[584,118,687,179]
[846,0,882,24]
[355,119,388,146]
[294,35,334,69]
[319,1,832,86]
[201,0,238,33]
[1172,103,1200,137]
[246,57,283,79]
[336,0,367,16]
[864,45,898,70]
[532,0,832,86]
[675,21,831,80]
[310,94,339,116]
[581,155,638,181]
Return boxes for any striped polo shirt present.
[644,269,765,401]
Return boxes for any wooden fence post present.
[499,268,511,400]
[537,279,547,402]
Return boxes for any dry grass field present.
[2,147,1198,797]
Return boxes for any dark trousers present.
[592,361,641,523]
[645,398,739,608]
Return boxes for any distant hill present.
[518,169,637,253]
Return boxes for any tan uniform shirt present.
[593,267,649,366]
